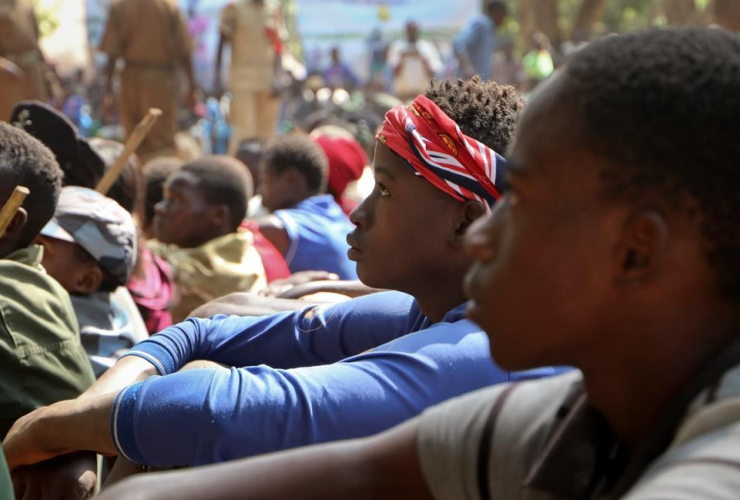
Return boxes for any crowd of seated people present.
[1,27,740,500]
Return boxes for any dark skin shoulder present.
[257,215,290,256]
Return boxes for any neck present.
[409,269,468,323]
[579,311,737,451]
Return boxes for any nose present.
[463,211,497,261]
[154,200,167,215]
[349,194,373,228]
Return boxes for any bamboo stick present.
[0,186,30,239]
[95,108,162,195]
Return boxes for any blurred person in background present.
[99,0,195,163]
[453,0,508,80]
[387,21,442,102]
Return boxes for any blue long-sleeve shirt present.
[113,291,565,467]
[453,14,498,80]
[273,195,358,280]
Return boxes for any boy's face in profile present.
[347,142,468,292]
[154,171,217,249]
[464,73,621,371]
[259,164,292,213]
[36,235,99,295]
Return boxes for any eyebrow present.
[373,164,397,182]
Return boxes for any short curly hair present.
[425,77,523,154]
[0,122,63,248]
[562,27,740,302]
[177,156,253,230]
[263,134,328,194]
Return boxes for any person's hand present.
[2,406,58,472]
[461,60,476,78]
[186,87,198,112]
[258,271,340,298]
[0,58,24,81]
[102,92,116,121]
[12,452,97,500]
[3,395,117,472]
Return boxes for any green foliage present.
[31,0,61,39]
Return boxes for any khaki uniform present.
[99,0,191,161]
[220,0,282,153]
[0,0,47,121]
[0,246,95,438]
[418,347,740,500]
[150,231,267,323]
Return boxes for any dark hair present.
[425,77,524,154]
[563,27,740,302]
[486,0,507,13]
[178,156,253,229]
[89,138,143,218]
[263,134,328,194]
[143,157,183,228]
[0,122,63,247]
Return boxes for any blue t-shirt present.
[273,194,357,279]
[453,14,498,80]
[113,291,567,467]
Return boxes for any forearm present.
[189,293,307,318]
[82,355,158,398]
[104,57,117,94]
[3,392,116,471]
[99,421,432,500]
[182,54,195,92]
[215,36,226,90]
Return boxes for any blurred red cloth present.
[313,134,368,216]
[242,220,291,283]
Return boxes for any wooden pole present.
[0,186,30,239]
[95,108,162,195]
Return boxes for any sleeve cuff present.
[110,383,148,465]
[119,343,174,375]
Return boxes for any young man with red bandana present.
[4,79,564,489]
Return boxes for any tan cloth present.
[149,231,267,323]
[99,0,191,160]
[0,0,47,121]
[418,364,740,500]
[220,0,282,151]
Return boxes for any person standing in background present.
[0,0,53,120]
[216,0,285,154]
[387,21,442,102]
[99,0,195,163]
[453,0,508,80]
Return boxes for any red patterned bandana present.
[376,95,506,212]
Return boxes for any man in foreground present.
[94,27,740,500]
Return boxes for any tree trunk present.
[663,0,700,25]
[714,0,740,31]
[570,0,610,39]
[517,0,561,52]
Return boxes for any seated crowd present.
[1,27,740,500]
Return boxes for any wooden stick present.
[0,186,30,239]
[95,108,163,195]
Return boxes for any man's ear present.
[72,263,103,295]
[210,204,232,229]
[613,210,669,286]
[0,207,28,242]
[450,201,487,246]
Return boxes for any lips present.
[346,233,364,260]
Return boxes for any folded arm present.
[98,419,433,500]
